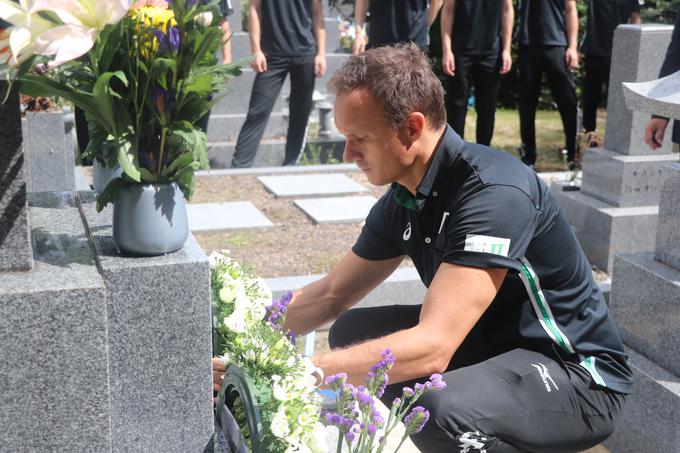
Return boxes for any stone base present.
[604,347,680,453]
[207,110,288,142]
[0,192,109,450]
[552,186,658,272]
[609,252,680,377]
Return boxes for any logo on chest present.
[403,222,412,241]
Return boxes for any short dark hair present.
[328,42,446,130]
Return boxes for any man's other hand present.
[645,117,669,150]
[251,51,267,72]
[565,47,579,71]
[315,54,327,78]
[212,357,227,392]
[500,49,512,74]
[442,49,455,76]
[352,35,366,55]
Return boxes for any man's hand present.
[251,51,267,72]
[442,49,455,76]
[500,49,512,74]
[352,34,366,55]
[315,54,327,78]
[212,357,227,392]
[645,117,669,150]
[565,47,579,71]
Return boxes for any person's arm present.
[220,19,232,63]
[564,0,579,70]
[500,0,514,74]
[311,263,507,384]
[428,0,443,27]
[284,251,404,335]
[312,0,326,77]
[440,0,455,76]
[629,11,641,25]
[353,0,370,55]
[248,0,266,72]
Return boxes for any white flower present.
[223,307,247,333]
[307,422,328,453]
[272,378,289,402]
[0,0,55,66]
[194,11,212,27]
[271,407,290,439]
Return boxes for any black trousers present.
[518,46,578,164]
[231,55,315,168]
[329,305,627,453]
[581,55,611,133]
[445,53,501,146]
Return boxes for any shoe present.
[519,145,536,168]
[567,160,577,172]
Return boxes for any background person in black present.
[440,0,514,146]
[214,44,634,452]
[645,2,680,150]
[230,0,326,168]
[581,0,640,142]
[352,0,442,54]
[516,0,579,170]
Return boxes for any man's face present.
[334,89,413,186]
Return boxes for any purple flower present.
[152,86,174,113]
[153,23,181,54]
[324,372,347,388]
[186,0,198,7]
[265,291,292,330]
[402,387,415,398]
[403,406,430,435]
[356,390,374,408]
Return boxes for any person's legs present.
[543,46,578,164]
[517,46,542,166]
[581,54,608,133]
[473,53,501,146]
[231,56,289,168]
[445,52,473,140]
[282,54,316,166]
[411,348,627,453]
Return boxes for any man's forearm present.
[312,0,326,56]
[355,0,369,38]
[440,0,455,53]
[565,0,578,49]
[428,0,443,27]
[501,0,514,52]
[248,2,262,54]
[283,279,346,336]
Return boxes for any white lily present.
[0,0,55,66]
[33,0,132,66]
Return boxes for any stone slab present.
[0,192,109,450]
[623,69,680,121]
[552,186,658,272]
[294,195,376,224]
[22,111,75,193]
[187,201,273,231]
[259,173,367,197]
[579,147,678,207]
[80,197,214,452]
[212,69,287,114]
[605,25,676,156]
[207,110,288,142]
[609,251,680,377]
[604,347,680,453]
[655,163,680,269]
[0,80,32,272]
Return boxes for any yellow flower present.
[128,6,175,59]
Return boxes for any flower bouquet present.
[1,0,243,254]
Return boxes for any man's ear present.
[404,112,426,142]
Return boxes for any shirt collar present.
[393,126,464,211]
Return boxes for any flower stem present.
[157,127,167,175]
[336,433,343,453]
[394,434,408,453]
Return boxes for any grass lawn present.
[462,108,607,173]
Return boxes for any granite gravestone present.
[604,71,680,452]
[553,25,679,272]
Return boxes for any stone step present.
[206,111,288,142]
[580,147,679,208]
[552,183,659,272]
[609,251,680,377]
[604,346,680,452]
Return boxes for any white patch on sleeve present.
[463,234,511,257]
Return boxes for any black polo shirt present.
[581,0,640,57]
[367,0,429,49]
[260,0,316,57]
[516,0,568,46]
[452,0,505,56]
[353,126,633,394]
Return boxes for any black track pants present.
[518,45,578,164]
[329,305,627,453]
[445,52,501,146]
[231,55,315,168]
[581,55,611,133]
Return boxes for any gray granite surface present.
[294,195,377,223]
[207,110,288,142]
[22,111,75,193]
[81,197,214,452]
[655,163,680,269]
[604,25,676,156]
[623,69,680,120]
[259,173,367,197]
[610,252,680,377]
[604,347,680,452]
[187,201,273,231]
[552,186,658,272]
[0,81,33,272]
[0,192,109,450]
[579,147,678,207]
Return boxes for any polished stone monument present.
[554,25,679,272]
[605,71,680,452]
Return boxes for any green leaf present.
[116,141,141,182]
[174,168,195,200]
[139,167,157,182]
[162,151,195,177]
[95,177,126,212]
[151,58,177,90]
[92,71,129,135]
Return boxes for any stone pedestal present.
[553,25,678,272]
[0,80,33,272]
